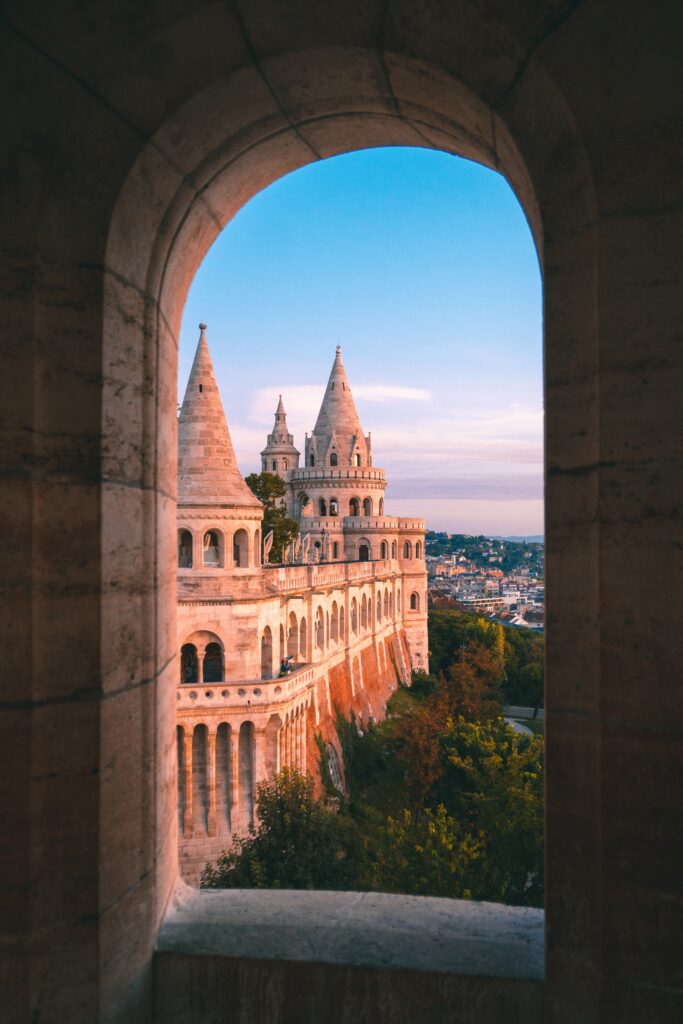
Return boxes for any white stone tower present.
[260,395,300,479]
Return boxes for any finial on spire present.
[199,322,207,333]
[336,345,341,354]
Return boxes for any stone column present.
[197,646,204,684]
[182,729,194,837]
[207,726,217,837]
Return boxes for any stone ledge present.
[157,886,544,979]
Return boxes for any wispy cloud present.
[248,382,431,425]
[354,385,431,403]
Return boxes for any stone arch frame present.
[350,597,358,636]
[315,605,325,650]
[180,629,225,684]
[260,626,273,680]
[348,496,360,517]
[287,611,298,660]
[415,540,422,559]
[380,539,389,560]
[362,496,373,516]
[403,540,413,559]
[358,537,371,562]
[94,30,608,1019]
[391,540,398,560]
[299,616,307,659]
[410,591,420,611]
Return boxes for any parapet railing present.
[177,663,315,711]
[265,559,396,593]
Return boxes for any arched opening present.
[315,606,324,650]
[215,723,232,835]
[298,492,310,516]
[358,542,370,562]
[299,617,307,659]
[330,452,338,467]
[349,497,360,517]
[178,529,193,568]
[351,598,358,635]
[233,528,249,568]
[403,541,412,559]
[410,592,420,611]
[376,592,382,623]
[192,724,209,835]
[329,497,338,516]
[261,626,273,680]
[363,497,372,516]
[391,540,397,559]
[203,641,223,683]
[318,498,327,516]
[265,715,281,777]
[378,498,384,516]
[380,540,388,560]
[180,643,198,684]
[238,722,255,827]
[415,541,422,559]
[354,453,361,467]
[203,530,222,567]
[331,601,339,643]
[287,612,298,661]
[279,623,285,667]
[327,744,344,794]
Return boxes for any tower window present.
[198,384,203,392]
[354,453,361,466]
[330,452,338,466]
[272,460,277,471]
[310,456,315,467]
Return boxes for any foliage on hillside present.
[245,471,299,562]
[428,607,544,708]
[201,634,544,907]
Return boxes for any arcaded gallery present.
[2,2,681,1022]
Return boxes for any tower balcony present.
[289,466,386,483]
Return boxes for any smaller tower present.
[260,395,300,479]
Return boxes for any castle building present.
[176,326,428,882]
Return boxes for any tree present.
[245,471,299,562]
[200,768,356,890]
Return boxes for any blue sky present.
[179,147,543,536]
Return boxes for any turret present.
[260,395,300,478]
[177,324,263,575]
[304,346,372,468]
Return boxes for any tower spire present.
[178,324,261,507]
[309,346,371,467]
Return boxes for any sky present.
[179,147,543,537]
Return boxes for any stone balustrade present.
[177,664,315,711]
[265,558,396,593]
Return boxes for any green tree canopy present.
[245,471,299,563]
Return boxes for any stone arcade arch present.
[15,10,671,1022]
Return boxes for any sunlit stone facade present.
[177,327,428,881]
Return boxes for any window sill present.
[155,887,543,1022]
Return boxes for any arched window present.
[349,497,360,517]
[391,540,397,559]
[315,607,324,650]
[283,459,288,470]
[329,497,338,516]
[261,627,273,680]
[330,452,338,466]
[299,492,309,516]
[361,594,368,630]
[310,455,315,467]
[180,643,198,684]
[380,540,388,560]
[351,598,358,635]
[415,541,422,559]
[331,602,339,643]
[332,541,339,559]
[299,616,307,658]
[272,460,277,471]
[319,498,327,516]
[203,642,223,683]
[327,744,343,793]
[354,453,361,466]
[233,528,248,567]
[403,541,412,559]
[254,529,261,567]
[359,543,369,562]
[378,497,384,515]
[363,497,373,516]
[203,530,222,567]
[287,612,298,660]
[376,593,382,622]
[178,529,193,568]
[410,592,420,611]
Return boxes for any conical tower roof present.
[310,346,370,466]
[178,324,261,508]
